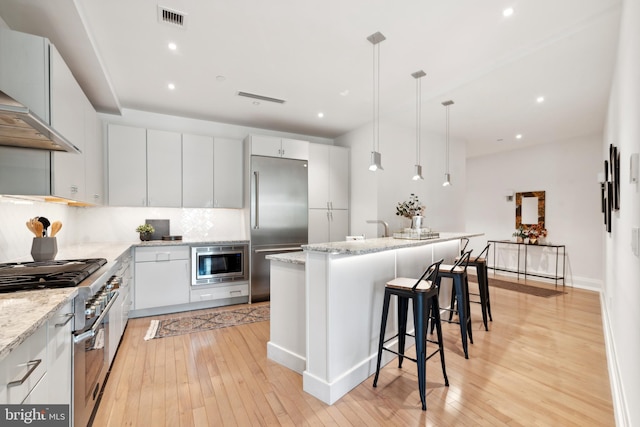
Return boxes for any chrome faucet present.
[367,220,390,238]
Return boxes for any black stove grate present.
[0,258,107,293]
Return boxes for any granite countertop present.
[302,232,483,255]
[266,251,306,264]
[0,239,248,361]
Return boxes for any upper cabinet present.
[147,129,181,207]
[309,144,349,210]
[109,127,243,208]
[247,134,308,160]
[108,124,147,206]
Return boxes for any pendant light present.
[442,100,454,186]
[367,32,386,171]
[411,70,426,180]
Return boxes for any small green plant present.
[396,193,426,219]
[135,224,155,234]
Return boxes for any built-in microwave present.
[191,244,248,286]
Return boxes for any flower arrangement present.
[135,224,155,234]
[526,223,548,239]
[396,193,426,219]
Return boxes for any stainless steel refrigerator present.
[250,155,308,302]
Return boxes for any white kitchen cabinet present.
[147,129,182,207]
[190,283,249,302]
[214,137,243,208]
[45,300,73,404]
[308,144,349,210]
[50,45,86,201]
[183,133,214,207]
[0,322,47,404]
[108,124,147,206]
[0,147,50,195]
[308,208,349,243]
[248,134,308,160]
[134,246,190,310]
[109,249,132,364]
[84,98,104,205]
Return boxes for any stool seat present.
[373,259,448,411]
[439,264,465,274]
[386,277,433,291]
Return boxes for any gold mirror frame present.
[515,191,545,228]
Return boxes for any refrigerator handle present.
[253,171,260,229]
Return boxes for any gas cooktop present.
[0,258,107,293]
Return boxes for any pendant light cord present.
[416,77,421,163]
[445,104,450,174]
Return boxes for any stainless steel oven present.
[73,280,119,427]
[191,244,248,286]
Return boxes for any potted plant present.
[396,193,426,229]
[135,224,155,241]
[512,225,527,243]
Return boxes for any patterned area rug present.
[469,275,565,298]
[144,304,270,340]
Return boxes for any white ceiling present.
[0,0,622,157]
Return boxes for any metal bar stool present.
[373,259,448,411]
[439,250,473,359]
[452,243,492,330]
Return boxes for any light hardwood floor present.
[93,277,615,426]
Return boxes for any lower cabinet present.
[0,300,73,405]
[190,283,249,302]
[134,246,190,311]
[308,208,349,243]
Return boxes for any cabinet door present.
[250,135,281,157]
[308,209,330,244]
[281,138,309,160]
[329,209,349,242]
[108,124,147,206]
[183,133,214,208]
[50,45,86,201]
[135,260,190,309]
[329,146,349,210]
[46,300,73,404]
[0,147,50,195]
[147,129,182,207]
[308,144,330,209]
[84,98,104,205]
[214,137,243,208]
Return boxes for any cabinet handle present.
[55,313,74,328]
[230,290,242,295]
[7,359,42,387]
[253,171,260,229]
[329,201,333,210]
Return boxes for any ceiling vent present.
[157,6,187,28]
[237,91,286,104]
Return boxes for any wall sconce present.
[367,31,386,172]
[505,189,514,202]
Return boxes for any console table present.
[488,240,566,286]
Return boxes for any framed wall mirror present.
[515,191,545,228]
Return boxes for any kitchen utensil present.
[37,216,51,237]
[33,221,44,238]
[50,221,63,237]
[26,220,39,237]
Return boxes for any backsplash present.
[0,197,247,262]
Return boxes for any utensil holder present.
[31,237,57,262]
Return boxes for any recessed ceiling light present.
[503,7,514,17]
[318,112,324,118]
[536,96,545,103]
[216,75,226,82]
[253,101,260,106]
[167,83,175,90]
[168,42,177,51]
[516,134,523,139]
[340,89,350,97]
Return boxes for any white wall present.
[336,120,466,239]
[465,134,604,289]
[602,0,640,424]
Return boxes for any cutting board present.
[145,219,170,241]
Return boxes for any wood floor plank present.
[93,278,614,426]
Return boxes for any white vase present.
[411,215,423,229]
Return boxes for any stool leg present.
[448,284,456,322]
[464,273,474,345]
[373,290,391,387]
[397,296,409,368]
[453,276,470,359]
[483,263,493,321]
[430,294,449,386]
[475,265,489,331]
[413,294,427,411]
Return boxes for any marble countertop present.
[302,232,483,255]
[0,238,246,362]
[266,251,306,264]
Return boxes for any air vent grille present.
[237,91,286,104]
[158,6,187,28]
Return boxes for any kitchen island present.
[290,232,481,405]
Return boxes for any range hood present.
[0,90,81,154]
